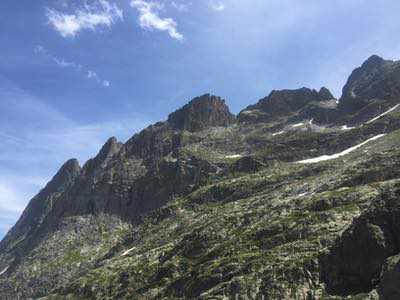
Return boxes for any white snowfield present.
[366,104,400,124]
[0,266,8,276]
[225,154,242,159]
[272,131,285,136]
[297,134,386,164]
[292,122,304,128]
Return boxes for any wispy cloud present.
[0,184,25,215]
[171,1,191,12]
[34,45,110,87]
[209,0,225,12]
[46,0,123,38]
[130,0,184,41]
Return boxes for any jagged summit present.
[363,54,387,67]
[167,94,235,132]
[47,159,81,190]
[341,55,400,104]
[238,87,335,123]
[83,137,123,174]
[319,86,335,100]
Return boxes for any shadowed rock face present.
[379,254,400,300]
[378,255,400,300]
[168,94,236,132]
[320,188,400,296]
[340,55,400,111]
[318,87,335,100]
[82,137,123,175]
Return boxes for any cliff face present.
[167,94,236,132]
[3,56,400,299]
[341,55,400,101]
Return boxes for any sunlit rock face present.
[168,94,236,132]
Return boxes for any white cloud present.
[0,184,25,215]
[34,45,46,54]
[87,70,97,79]
[46,0,123,38]
[130,0,184,41]
[171,1,191,12]
[54,57,78,68]
[34,45,110,87]
[86,70,111,86]
[209,0,225,12]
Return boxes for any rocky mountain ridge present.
[2,55,400,299]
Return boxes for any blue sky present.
[1,0,400,238]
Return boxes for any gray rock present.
[378,254,400,300]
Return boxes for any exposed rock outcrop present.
[167,94,235,132]
[83,137,123,175]
[320,186,400,295]
[378,254,400,300]
[238,87,335,123]
[318,86,335,100]
[340,55,400,113]
[231,156,265,174]
[324,55,400,127]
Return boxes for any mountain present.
[238,87,335,124]
[2,55,400,299]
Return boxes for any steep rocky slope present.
[2,56,400,299]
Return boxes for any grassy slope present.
[43,125,400,299]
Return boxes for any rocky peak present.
[340,55,399,104]
[97,137,122,163]
[363,54,386,68]
[83,137,123,174]
[167,94,235,132]
[239,87,332,123]
[319,87,335,100]
[46,159,81,192]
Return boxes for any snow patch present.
[366,104,400,124]
[309,119,314,125]
[121,247,135,257]
[225,154,242,159]
[241,110,254,115]
[341,125,356,131]
[0,266,8,276]
[297,192,308,197]
[272,131,285,136]
[297,134,386,164]
[292,123,304,128]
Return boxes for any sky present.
[1,0,400,239]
